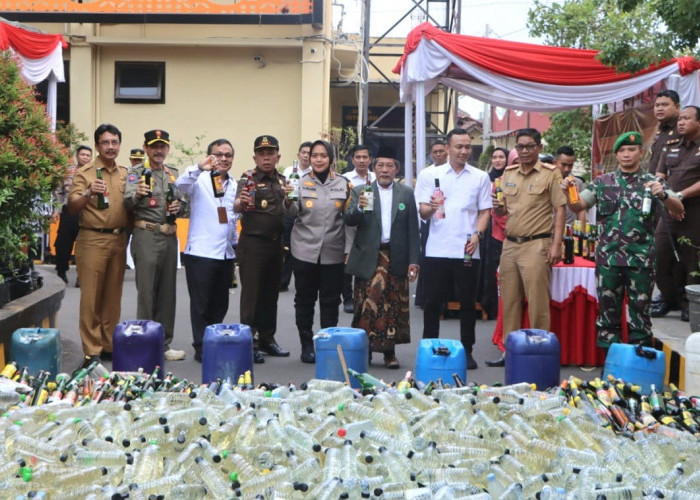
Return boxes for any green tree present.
[0,52,69,267]
[542,108,593,174]
[527,0,696,73]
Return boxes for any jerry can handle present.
[432,346,450,356]
[635,343,656,360]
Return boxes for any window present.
[114,62,165,103]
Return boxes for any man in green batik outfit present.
[562,132,684,348]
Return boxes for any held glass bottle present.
[288,159,300,201]
[141,168,153,197]
[463,234,472,267]
[433,178,445,219]
[581,223,589,258]
[642,186,653,218]
[165,184,176,224]
[567,175,580,203]
[210,169,225,198]
[362,177,374,213]
[244,173,256,211]
[587,223,597,259]
[95,168,109,210]
[494,177,503,205]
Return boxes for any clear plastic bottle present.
[193,456,231,497]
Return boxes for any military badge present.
[148,198,158,207]
[261,199,268,209]
[127,173,138,184]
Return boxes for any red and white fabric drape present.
[395,23,700,183]
[1,22,68,131]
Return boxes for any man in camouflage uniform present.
[562,132,683,348]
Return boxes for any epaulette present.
[505,164,519,170]
[666,138,681,146]
[541,162,557,170]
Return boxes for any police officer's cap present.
[613,131,643,153]
[144,129,170,146]
[129,148,145,160]
[254,135,279,151]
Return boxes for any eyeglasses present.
[98,139,120,146]
[213,153,233,159]
[514,143,539,152]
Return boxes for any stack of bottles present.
[562,221,598,264]
[0,363,699,498]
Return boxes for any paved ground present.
[46,264,694,387]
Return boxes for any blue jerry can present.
[113,320,164,375]
[11,328,61,377]
[505,329,560,390]
[414,339,466,386]
[315,327,368,389]
[603,343,666,394]
[202,324,254,385]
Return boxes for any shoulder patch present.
[127,173,139,184]
[666,138,681,145]
[541,162,556,170]
[505,165,519,170]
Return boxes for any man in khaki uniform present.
[487,128,566,366]
[68,124,129,368]
[124,129,186,361]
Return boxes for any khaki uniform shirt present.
[124,164,182,223]
[68,157,129,230]
[291,170,351,265]
[501,161,566,238]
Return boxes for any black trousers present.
[655,225,700,309]
[294,258,344,332]
[237,235,283,344]
[54,206,79,273]
[183,254,233,354]
[342,273,354,305]
[280,215,295,288]
[481,235,503,319]
[422,257,479,352]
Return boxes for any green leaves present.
[528,0,698,73]
[0,52,69,267]
[542,108,593,175]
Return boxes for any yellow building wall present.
[30,20,333,175]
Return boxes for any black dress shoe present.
[100,351,112,361]
[300,350,316,364]
[259,341,290,357]
[466,353,478,370]
[681,308,690,322]
[343,302,355,314]
[57,271,68,284]
[650,301,671,318]
[485,354,506,367]
[194,351,202,363]
[253,350,265,364]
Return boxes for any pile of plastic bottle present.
[0,362,699,499]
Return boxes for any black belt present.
[379,243,390,250]
[81,227,124,235]
[506,232,551,243]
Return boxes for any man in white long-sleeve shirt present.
[175,139,238,362]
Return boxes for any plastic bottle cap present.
[265,390,272,397]
[229,472,238,482]
[337,428,346,437]
[221,450,229,459]
[337,403,344,411]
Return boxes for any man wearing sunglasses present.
[487,128,567,367]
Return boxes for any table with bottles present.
[492,255,611,366]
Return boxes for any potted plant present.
[0,52,69,302]
[678,236,700,332]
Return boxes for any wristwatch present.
[676,191,684,201]
[475,231,484,240]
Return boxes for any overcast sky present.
[332,0,552,117]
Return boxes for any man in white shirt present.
[342,145,376,313]
[175,139,238,363]
[418,129,492,370]
[414,139,448,307]
[280,141,312,292]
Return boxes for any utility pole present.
[481,23,492,150]
[358,0,371,143]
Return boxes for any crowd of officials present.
[57,94,700,371]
